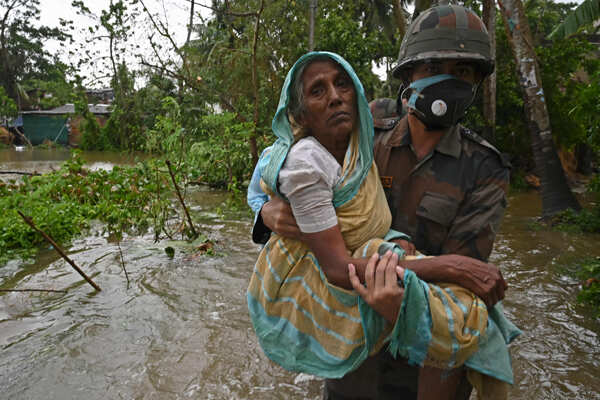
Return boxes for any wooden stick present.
[17,211,102,291]
[0,171,40,176]
[117,241,130,289]
[165,160,198,239]
[0,289,67,293]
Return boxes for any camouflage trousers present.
[322,352,472,400]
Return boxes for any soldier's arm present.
[443,155,509,261]
[398,254,507,308]
[435,155,510,306]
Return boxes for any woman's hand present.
[348,251,405,323]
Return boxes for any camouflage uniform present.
[373,116,510,261]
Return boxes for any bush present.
[575,257,600,317]
[552,174,600,233]
[0,153,174,266]
[188,112,256,188]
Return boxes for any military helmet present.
[392,5,494,81]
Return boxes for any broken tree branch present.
[117,241,130,289]
[0,288,67,294]
[0,170,40,176]
[165,160,198,239]
[17,211,102,292]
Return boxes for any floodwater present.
[0,147,146,177]
[1,148,599,399]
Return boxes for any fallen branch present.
[17,211,102,292]
[0,170,40,176]
[0,288,67,294]
[165,160,198,239]
[117,241,130,289]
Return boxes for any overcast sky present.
[38,0,211,87]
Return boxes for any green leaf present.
[548,0,600,39]
[164,246,175,258]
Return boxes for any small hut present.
[20,104,111,146]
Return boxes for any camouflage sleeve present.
[442,156,509,261]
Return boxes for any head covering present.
[261,51,374,207]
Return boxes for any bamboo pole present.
[17,211,102,292]
[165,160,198,239]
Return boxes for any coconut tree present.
[498,0,581,217]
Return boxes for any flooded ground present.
[1,148,599,399]
[0,147,145,178]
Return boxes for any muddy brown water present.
[1,149,599,399]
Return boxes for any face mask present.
[402,74,476,130]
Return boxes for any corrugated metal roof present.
[21,104,112,115]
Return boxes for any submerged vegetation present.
[575,257,600,317]
[551,176,600,313]
[0,152,207,265]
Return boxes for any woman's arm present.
[302,224,371,289]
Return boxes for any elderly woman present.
[247,52,518,399]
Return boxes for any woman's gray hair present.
[288,55,339,121]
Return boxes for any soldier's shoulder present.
[459,126,511,168]
[369,98,404,131]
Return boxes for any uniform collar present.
[435,124,462,159]
[390,117,462,159]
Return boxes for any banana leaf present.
[548,0,600,40]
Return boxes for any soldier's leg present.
[322,354,378,400]
[417,366,464,400]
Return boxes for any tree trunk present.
[392,0,407,38]
[308,0,317,51]
[482,0,497,143]
[250,0,265,167]
[497,0,581,217]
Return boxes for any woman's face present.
[298,60,358,147]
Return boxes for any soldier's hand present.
[260,197,302,240]
[440,254,507,308]
[390,239,416,256]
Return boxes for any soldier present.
[249,4,510,399]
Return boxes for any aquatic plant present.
[576,257,600,317]
[0,152,185,266]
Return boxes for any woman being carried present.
[247,52,519,399]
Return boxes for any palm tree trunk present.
[497,0,581,217]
